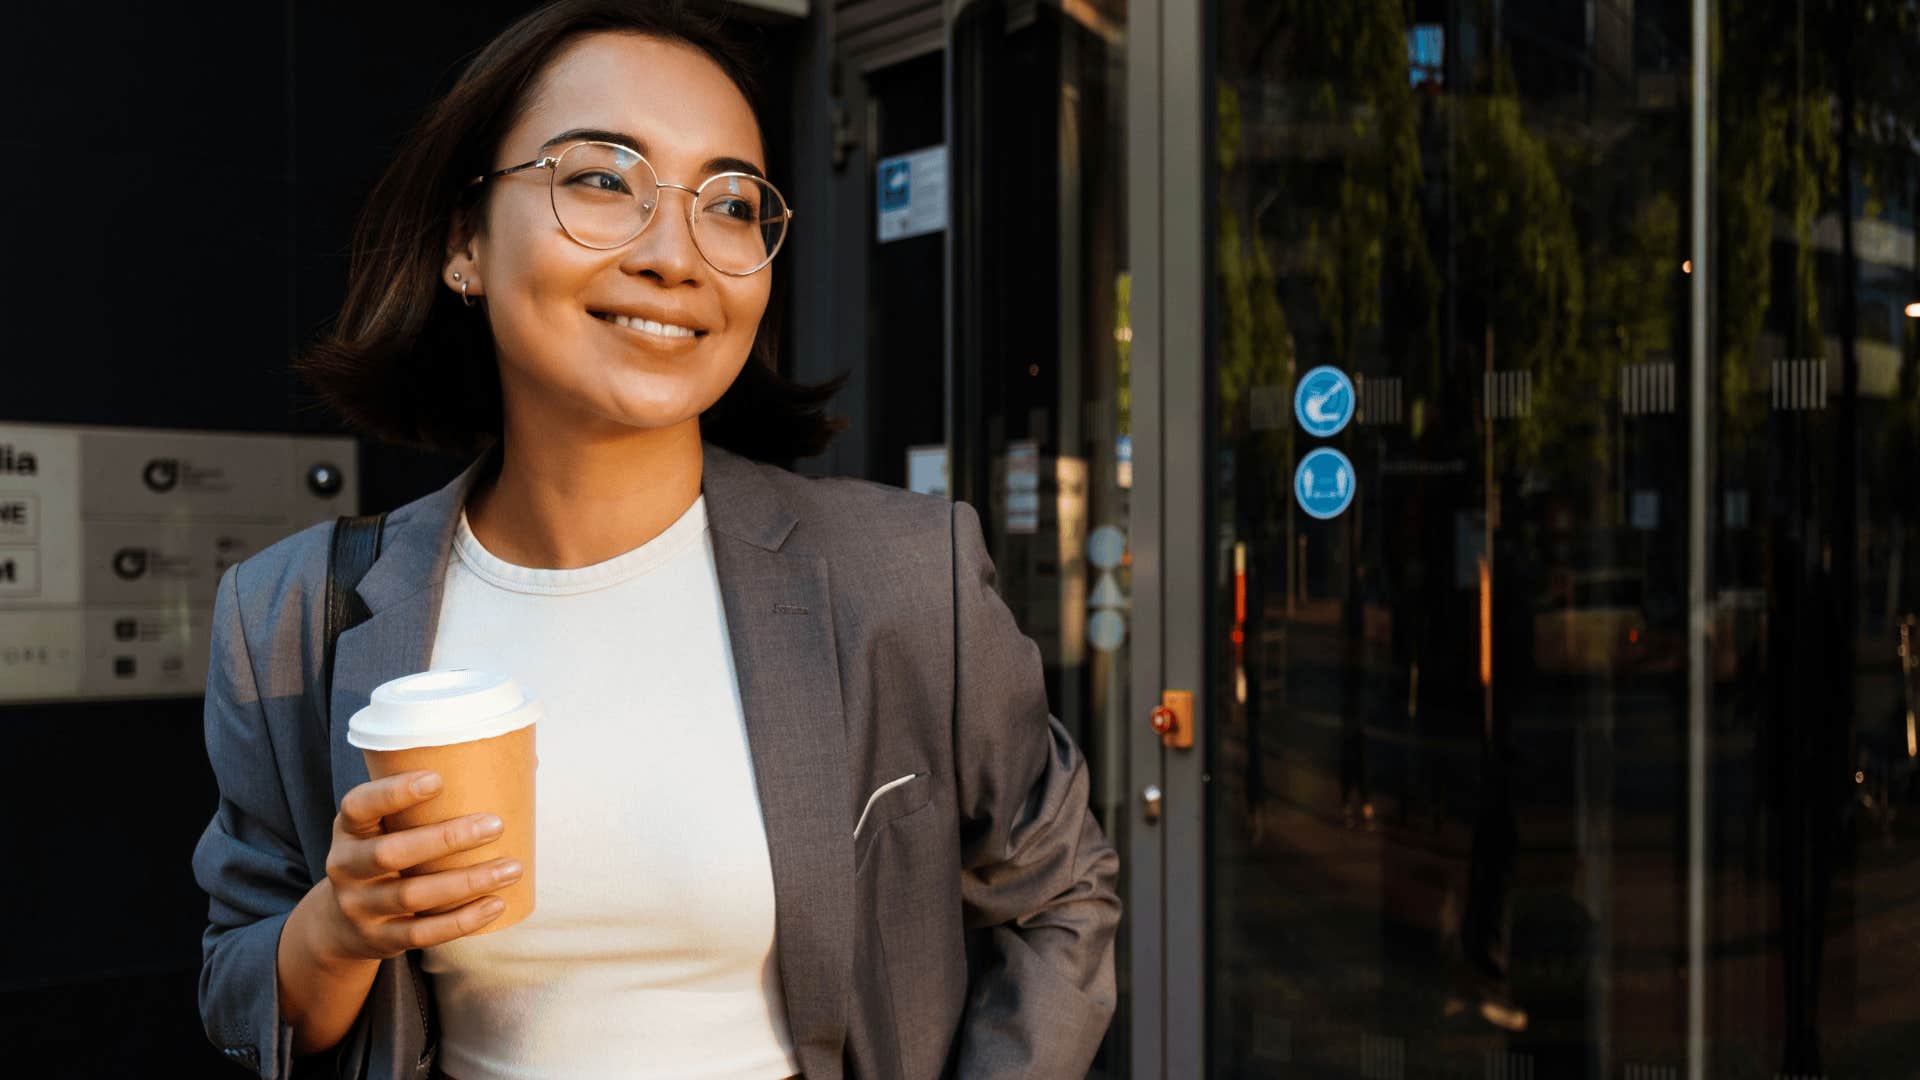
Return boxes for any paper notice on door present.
[1005,440,1040,534]
[877,145,948,243]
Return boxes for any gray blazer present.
[192,439,1120,1079]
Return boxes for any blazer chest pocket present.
[853,771,932,869]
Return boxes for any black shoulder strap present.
[323,513,388,726]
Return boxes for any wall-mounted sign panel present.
[0,423,357,704]
[877,145,948,243]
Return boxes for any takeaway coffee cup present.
[347,668,540,934]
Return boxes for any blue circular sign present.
[1294,447,1357,520]
[1293,365,1355,437]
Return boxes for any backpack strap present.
[323,513,388,725]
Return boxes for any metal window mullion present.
[1161,0,1209,1074]
[1687,0,1711,1076]
[1124,0,1170,1071]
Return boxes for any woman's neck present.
[463,418,704,570]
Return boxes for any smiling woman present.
[194,2,1119,1079]
[295,1,839,470]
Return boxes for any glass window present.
[1200,0,1920,1075]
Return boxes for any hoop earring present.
[461,280,474,307]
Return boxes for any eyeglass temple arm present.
[467,157,557,187]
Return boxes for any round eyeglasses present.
[468,141,792,277]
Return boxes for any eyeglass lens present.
[548,142,787,273]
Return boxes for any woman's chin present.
[587,396,713,436]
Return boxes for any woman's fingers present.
[361,858,525,917]
[320,775,518,962]
[379,896,508,953]
[333,811,506,882]
[337,772,443,839]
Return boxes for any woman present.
[190,2,1120,1078]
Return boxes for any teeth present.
[608,313,696,338]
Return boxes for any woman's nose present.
[620,186,704,284]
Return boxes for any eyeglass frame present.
[466,139,794,277]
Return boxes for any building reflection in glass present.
[1206,0,1919,1076]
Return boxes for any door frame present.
[1126,0,1207,1074]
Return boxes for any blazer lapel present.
[702,443,855,1077]
[327,447,496,808]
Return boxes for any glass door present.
[946,0,1139,1074]
[1161,0,1920,1076]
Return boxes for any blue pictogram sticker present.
[1294,447,1357,520]
[880,160,911,212]
[1293,365,1355,437]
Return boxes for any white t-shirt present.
[420,494,799,1080]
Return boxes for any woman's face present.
[450,33,771,439]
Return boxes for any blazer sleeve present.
[190,564,305,1078]
[949,499,1122,1077]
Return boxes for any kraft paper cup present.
[348,669,540,934]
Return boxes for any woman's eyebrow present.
[540,127,766,179]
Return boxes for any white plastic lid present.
[347,668,542,751]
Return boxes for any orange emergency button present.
[1153,690,1195,749]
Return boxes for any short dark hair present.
[295,0,845,463]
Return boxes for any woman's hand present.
[312,770,521,965]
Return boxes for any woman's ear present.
[444,206,484,301]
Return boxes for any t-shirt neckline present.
[453,495,708,596]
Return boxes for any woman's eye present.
[706,197,756,222]
[569,170,631,195]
